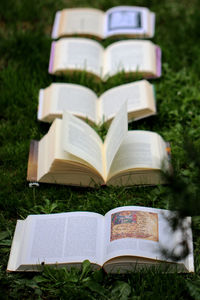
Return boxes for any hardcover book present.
[7,206,194,273]
[27,103,170,187]
[38,80,156,124]
[51,6,155,40]
[48,38,161,80]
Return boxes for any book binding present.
[156,46,162,78]
[48,42,56,74]
[27,140,39,182]
[37,89,44,121]
[150,13,156,38]
[51,11,61,39]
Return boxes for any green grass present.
[0,0,200,299]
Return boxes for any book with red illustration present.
[7,206,194,273]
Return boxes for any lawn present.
[0,0,200,299]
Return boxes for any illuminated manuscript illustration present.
[110,210,158,242]
[108,11,142,31]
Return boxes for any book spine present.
[37,89,44,121]
[150,12,156,38]
[48,42,56,74]
[51,11,61,39]
[156,46,162,77]
[27,140,39,182]
[153,84,156,102]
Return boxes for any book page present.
[59,8,104,38]
[103,102,128,177]
[37,119,58,181]
[99,80,152,122]
[103,40,156,78]
[7,220,26,271]
[37,119,97,181]
[62,111,104,176]
[108,131,167,179]
[53,38,104,77]
[103,206,192,265]
[18,212,104,267]
[104,6,148,37]
[45,83,98,124]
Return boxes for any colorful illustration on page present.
[110,210,158,242]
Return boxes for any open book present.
[48,38,161,80]
[38,80,156,124]
[51,6,155,40]
[27,103,170,187]
[7,206,194,273]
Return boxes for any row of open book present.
[49,6,160,80]
[8,6,194,274]
[28,8,165,187]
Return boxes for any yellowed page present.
[53,38,104,77]
[144,81,156,113]
[99,80,153,123]
[62,111,104,176]
[103,102,128,176]
[37,119,96,180]
[108,131,168,179]
[42,83,98,123]
[59,8,105,38]
[103,40,156,78]
[37,121,55,181]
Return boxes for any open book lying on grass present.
[27,103,170,187]
[7,206,194,273]
[51,6,155,40]
[48,38,161,80]
[38,80,156,124]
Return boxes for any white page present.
[62,111,104,176]
[7,220,26,271]
[104,6,148,37]
[49,83,98,123]
[63,212,104,265]
[103,206,192,265]
[54,38,104,77]
[19,212,104,267]
[103,102,128,177]
[108,131,167,178]
[103,40,155,78]
[99,80,150,122]
[59,8,104,38]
